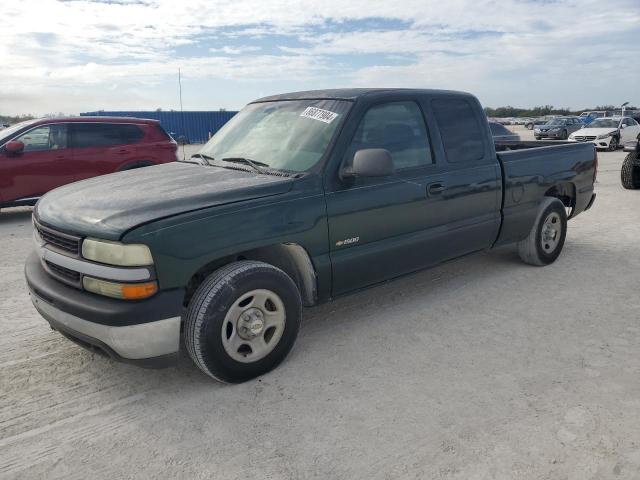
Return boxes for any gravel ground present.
[2,130,640,479]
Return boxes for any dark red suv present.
[0,117,177,209]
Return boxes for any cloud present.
[1,0,639,114]
[208,46,262,55]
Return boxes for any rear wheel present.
[184,261,302,383]
[518,200,567,266]
[621,153,640,189]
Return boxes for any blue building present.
[80,110,238,144]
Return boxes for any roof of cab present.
[30,116,161,125]
[252,88,474,103]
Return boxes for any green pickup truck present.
[25,89,597,382]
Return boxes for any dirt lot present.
[2,132,640,479]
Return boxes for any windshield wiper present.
[189,153,216,165]
[221,157,269,174]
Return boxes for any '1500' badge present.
[336,236,359,247]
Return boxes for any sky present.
[2,0,639,116]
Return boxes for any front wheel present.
[535,136,541,140]
[560,130,568,140]
[184,261,302,383]
[621,153,640,189]
[518,200,567,266]
[609,136,618,151]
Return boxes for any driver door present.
[1,124,75,203]
[622,118,640,143]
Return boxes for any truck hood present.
[36,162,295,240]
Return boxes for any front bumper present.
[569,136,613,149]
[534,130,564,139]
[25,252,184,368]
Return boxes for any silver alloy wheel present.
[541,212,562,253]
[609,137,618,151]
[221,289,286,363]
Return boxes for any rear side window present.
[71,123,144,148]
[153,124,172,140]
[432,98,485,163]
[345,101,433,170]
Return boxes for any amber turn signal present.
[83,276,158,300]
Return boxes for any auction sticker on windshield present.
[300,107,339,124]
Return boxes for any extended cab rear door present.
[426,95,502,257]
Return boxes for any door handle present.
[427,182,445,196]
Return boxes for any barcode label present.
[300,107,339,124]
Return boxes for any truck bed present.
[494,140,572,151]
[494,142,597,246]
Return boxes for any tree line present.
[0,114,35,125]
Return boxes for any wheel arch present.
[544,182,576,217]
[183,243,317,308]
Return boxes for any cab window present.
[344,101,432,170]
[432,98,485,163]
[15,124,68,152]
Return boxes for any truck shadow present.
[58,239,608,389]
[0,207,33,225]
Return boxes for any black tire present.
[535,136,541,140]
[609,136,618,151]
[527,124,534,130]
[621,153,640,189]
[561,130,568,140]
[518,200,567,266]
[184,260,302,383]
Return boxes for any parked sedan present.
[534,117,583,140]
[489,121,520,141]
[569,116,640,151]
[525,117,549,130]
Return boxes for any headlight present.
[596,133,612,140]
[83,276,158,300]
[82,238,153,266]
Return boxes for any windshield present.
[545,118,567,126]
[0,119,38,144]
[588,118,620,129]
[199,99,351,172]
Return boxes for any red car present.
[0,117,177,209]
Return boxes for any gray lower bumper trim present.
[31,293,180,360]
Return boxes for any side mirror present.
[620,124,627,129]
[4,140,24,155]
[342,149,395,180]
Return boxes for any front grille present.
[574,135,597,141]
[45,261,81,284]
[35,221,81,255]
